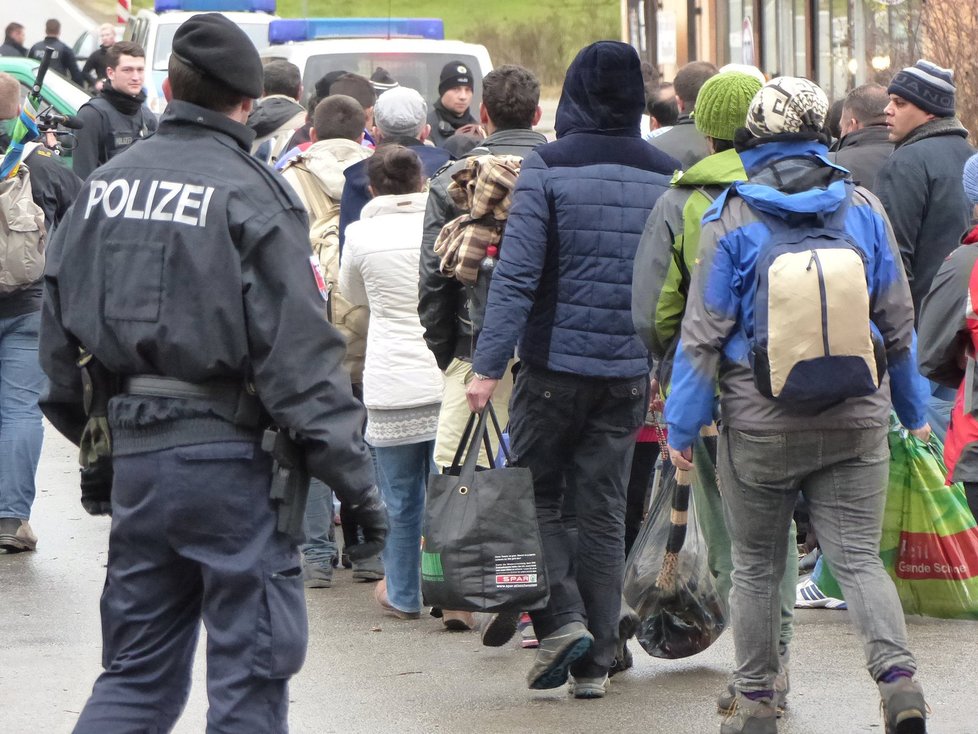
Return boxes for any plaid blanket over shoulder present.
[434,154,523,285]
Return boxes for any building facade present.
[626,0,925,101]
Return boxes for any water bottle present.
[480,245,499,276]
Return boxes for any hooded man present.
[664,76,930,734]
[465,41,678,698]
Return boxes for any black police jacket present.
[39,100,375,502]
[29,38,84,85]
[73,92,159,180]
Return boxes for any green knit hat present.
[694,71,764,142]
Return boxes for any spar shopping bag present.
[622,460,726,658]
[812,427,978,619]
[420,404,549,613]
[880,428,978,619]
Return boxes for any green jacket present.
[631,147,745,393]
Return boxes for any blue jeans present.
[718,426,915,692]
[374,441,434,613]
[0,311,46,521]
[301,479,338,568]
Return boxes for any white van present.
[258,18,492,110]
[124,0,279,114]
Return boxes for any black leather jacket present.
[417,128,548,370]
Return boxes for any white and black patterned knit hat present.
[745,76,829,137]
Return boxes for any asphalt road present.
[2,426,977,733]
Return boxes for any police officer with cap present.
[427,60,481,147]
[39,13,387,732]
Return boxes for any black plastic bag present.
[623,461,726,658]
[421,404,549,613]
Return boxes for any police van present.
[124,0,280,114]
[258,18,492,110]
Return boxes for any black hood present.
[554,41,645,138]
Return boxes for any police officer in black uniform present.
[72,40,158,181]
[38,14,387,733]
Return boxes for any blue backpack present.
[746,188,886,407]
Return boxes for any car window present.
[301,52,483,109]
[152,20,270,70]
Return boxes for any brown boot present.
[0,518,37,553]
[442,610,476,631]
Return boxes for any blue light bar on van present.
[268,17,444,44]
[154,0,275,13]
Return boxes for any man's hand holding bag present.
[421,403,548,613]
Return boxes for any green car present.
[0,56,91,167]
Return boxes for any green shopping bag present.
[813,427,978,620]
[879,429,978,619]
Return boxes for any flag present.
[0,47,52,180]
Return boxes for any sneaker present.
[879,678,927,734]
[477,610,522,647]
[0,518,37,553]
[340,552,353,569]
[374,578,421,620]
[352,554,384,581]
[569,674,609,699]
[302,562,333,589]
[518,612,539,648]
[442,610,476,631]
[795,576,847,610]
[526,621,594,690]
[719,661,790,716]
[719,674,788,718]
[720,695,778,734]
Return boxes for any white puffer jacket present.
[340,192,444,410]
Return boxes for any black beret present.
[171,13,263,99]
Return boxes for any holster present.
[77,349,118,469]
[261,427,311,544]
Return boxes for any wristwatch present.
[473,372,494,381]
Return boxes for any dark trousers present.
[509,366,646,678]
[624,441,658,558]
[73,441,307,734]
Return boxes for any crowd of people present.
[3,10,978,734]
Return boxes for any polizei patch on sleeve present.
[83,179,215,227]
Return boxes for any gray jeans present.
[717,426,916,692]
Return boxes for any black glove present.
[80,457,113,516]
[345,486,389,562]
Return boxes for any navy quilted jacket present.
[473,41,678,379]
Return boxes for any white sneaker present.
[795,576,847,610]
